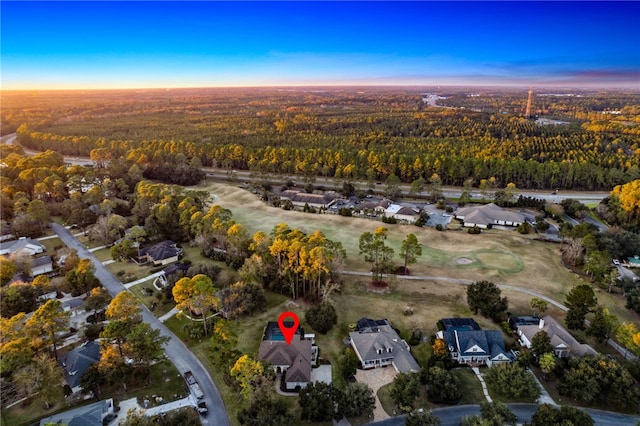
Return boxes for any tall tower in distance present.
[525,86,534,119]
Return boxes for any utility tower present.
[525,86,534,119]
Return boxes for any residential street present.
[51,223,230,426]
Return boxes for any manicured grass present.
[91,247,113,262]
[39,237,63,253]
[106,260,153,283]
[451,368,486,405]
[128,282,174,317]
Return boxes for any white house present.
[517,315,597,358]
[0,237,46,256]
[455,203,525,228]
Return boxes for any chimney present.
[539,319,545,329]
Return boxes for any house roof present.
[280,190,338,206]
[455,203,525,225]
[59,340,101,389]
[258,334,312,385]
[443,329,511,360]
[518,315,597,357]
[40,398,112,426]
[141,240,180,261]
[349,318,420,373]
[162,262,189,277]
[0,238,45,256]
[32,255,53,268]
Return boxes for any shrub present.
[305,303,338,334]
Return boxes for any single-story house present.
[31,255,53,276]
[0,237,46,256]
[280,190,339,209]
[517,315,597,358]
[59,340,101,394]
[358,198,393,215]
[40,398,114,426]
[348,318,420,373]
[454,203,525,228]
[384,204,422,223]
[437,318,514,367]
[258,321,317,391]
[140,240,182,266]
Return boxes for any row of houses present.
[279,189,527,228]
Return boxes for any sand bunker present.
[456,257,473,265]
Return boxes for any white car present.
[613,259,620,266]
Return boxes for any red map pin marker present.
[277,311,300,345]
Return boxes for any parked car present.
[197,401,208,416]
[613,259,621,266]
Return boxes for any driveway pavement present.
[355,366,398,422]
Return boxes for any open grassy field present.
[191,182,576,297]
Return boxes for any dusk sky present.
[2,1,639,90]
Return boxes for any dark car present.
[197,401,208,416]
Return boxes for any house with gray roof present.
[258,321,317,391]
[280,189,339,209]
[437,318,513,366]
[0,237,45,256]
[348,318,420,373]
[59,340,101,393]
[31,255,53,276]
[517,315,597,358]
[39,398,114,426]
[454,203,525,229]
[384,204,422,223]
[140,240,182,266]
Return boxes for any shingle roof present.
[0,238,45,255]
[59,340,101,389]
[40,398,112,426]
[444,329,510,360]
[455,203,524,225]
[258,334,312,385]
[349,318,420,373]
[518,315,597,357]
[32,255,53,268]
[141,240,180,262]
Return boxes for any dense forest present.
[3,87,640,190]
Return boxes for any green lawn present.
[106,260,153,283]
[128,281,174,317]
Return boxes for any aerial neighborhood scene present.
[2,1,640,426]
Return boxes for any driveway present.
[51,223,230,426]
[355,366,398,422]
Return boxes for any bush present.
[305,303,337,334]
[435,224,443,231]
[467,226,482,234]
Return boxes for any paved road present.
[51,223,230,426]
[366,403,640,426]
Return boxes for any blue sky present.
[2,1,639,89]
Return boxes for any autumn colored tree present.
[173,274,219,336]
[230,354,265,401]
[25,299,70,360]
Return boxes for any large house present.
[384,204,422,223]
[348,318,420,373]
[0,237,46,256]
[437,318,514,367]
[516,315,597,358]
[39,398,115,426]
[140,240,182,266]
[454,203,525,229]
[31,255,53,276]
[59,340,101,394]
[258,321,317,391]
[280,190,339,210]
